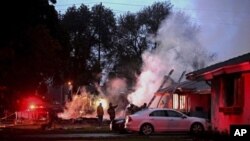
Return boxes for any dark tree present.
[90,4,117,73]
[0,0,68,110]
[60,4,93,86]
[109,2,172,85]
[60,4,117,86]
[138,2,172,49]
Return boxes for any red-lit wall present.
[211,72,250,133]
[163,93,210,117]
[189,94,210,113]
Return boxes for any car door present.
[166,110,190,131]
[148,110,168,132]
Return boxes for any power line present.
[56,1,250,16]
[56,1,146,7]
[56,2,97,7]
[56,8,126,15]
[55,1,250,26]
[99,1,145,7]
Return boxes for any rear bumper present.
[110,119,125,132]
[125,123,140,132]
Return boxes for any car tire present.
[140,123,154,135]
[190,122,204,134]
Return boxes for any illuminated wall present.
[211,72,250,133]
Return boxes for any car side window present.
[149,110,167,117]
[167,110,183,117]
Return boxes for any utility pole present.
[98,2,102,69]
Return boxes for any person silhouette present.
[107,102,118,122]
[97,103,104,126]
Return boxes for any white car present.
[124,108,210,135]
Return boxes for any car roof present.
[134,108,179,115]
[147,108,177,111]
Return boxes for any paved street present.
[0,122,219,141]
[0,131,195,141]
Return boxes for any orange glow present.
[29,104,36,110]
[68,81,72,85]
[95,98,108,110]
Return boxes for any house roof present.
[156,80,211,95]
[186,52,250,80]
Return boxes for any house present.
[186,52,250,133]
[155,80,211,119]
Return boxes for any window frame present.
[218,73,244,115]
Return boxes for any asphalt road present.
[0,122,222,141]
[1,131,195,141]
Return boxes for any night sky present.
[56,0,250,63]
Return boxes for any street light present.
[68,81,72,86]
[67,81,73,101]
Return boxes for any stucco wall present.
[189,94,210,113]
[242,73,250,123]
[211,72,250,133]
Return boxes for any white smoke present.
[104,78,129,117]
[175,0,250,62]
[128,12,213,107]
[105,78,127,96]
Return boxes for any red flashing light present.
[20,96,45,111]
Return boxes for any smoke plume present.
[128,12,214,107]
[103,77,129,117]
[177,0,250,62]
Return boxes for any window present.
[179,95,186,110]
[173,94,187,110]
[173,94,178,109]
[223,74,243,107]
[218,74,244,115]
[224,75,234,106]
[167,110,183,117]
[149,110,167,117]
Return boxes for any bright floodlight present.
[95,98,108,109]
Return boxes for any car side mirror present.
[181,115,187,119]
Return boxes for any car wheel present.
[140,123,154,135]
[190,123,204,134]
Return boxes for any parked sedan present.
[110,118,126,133]
[124,108,210,135]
